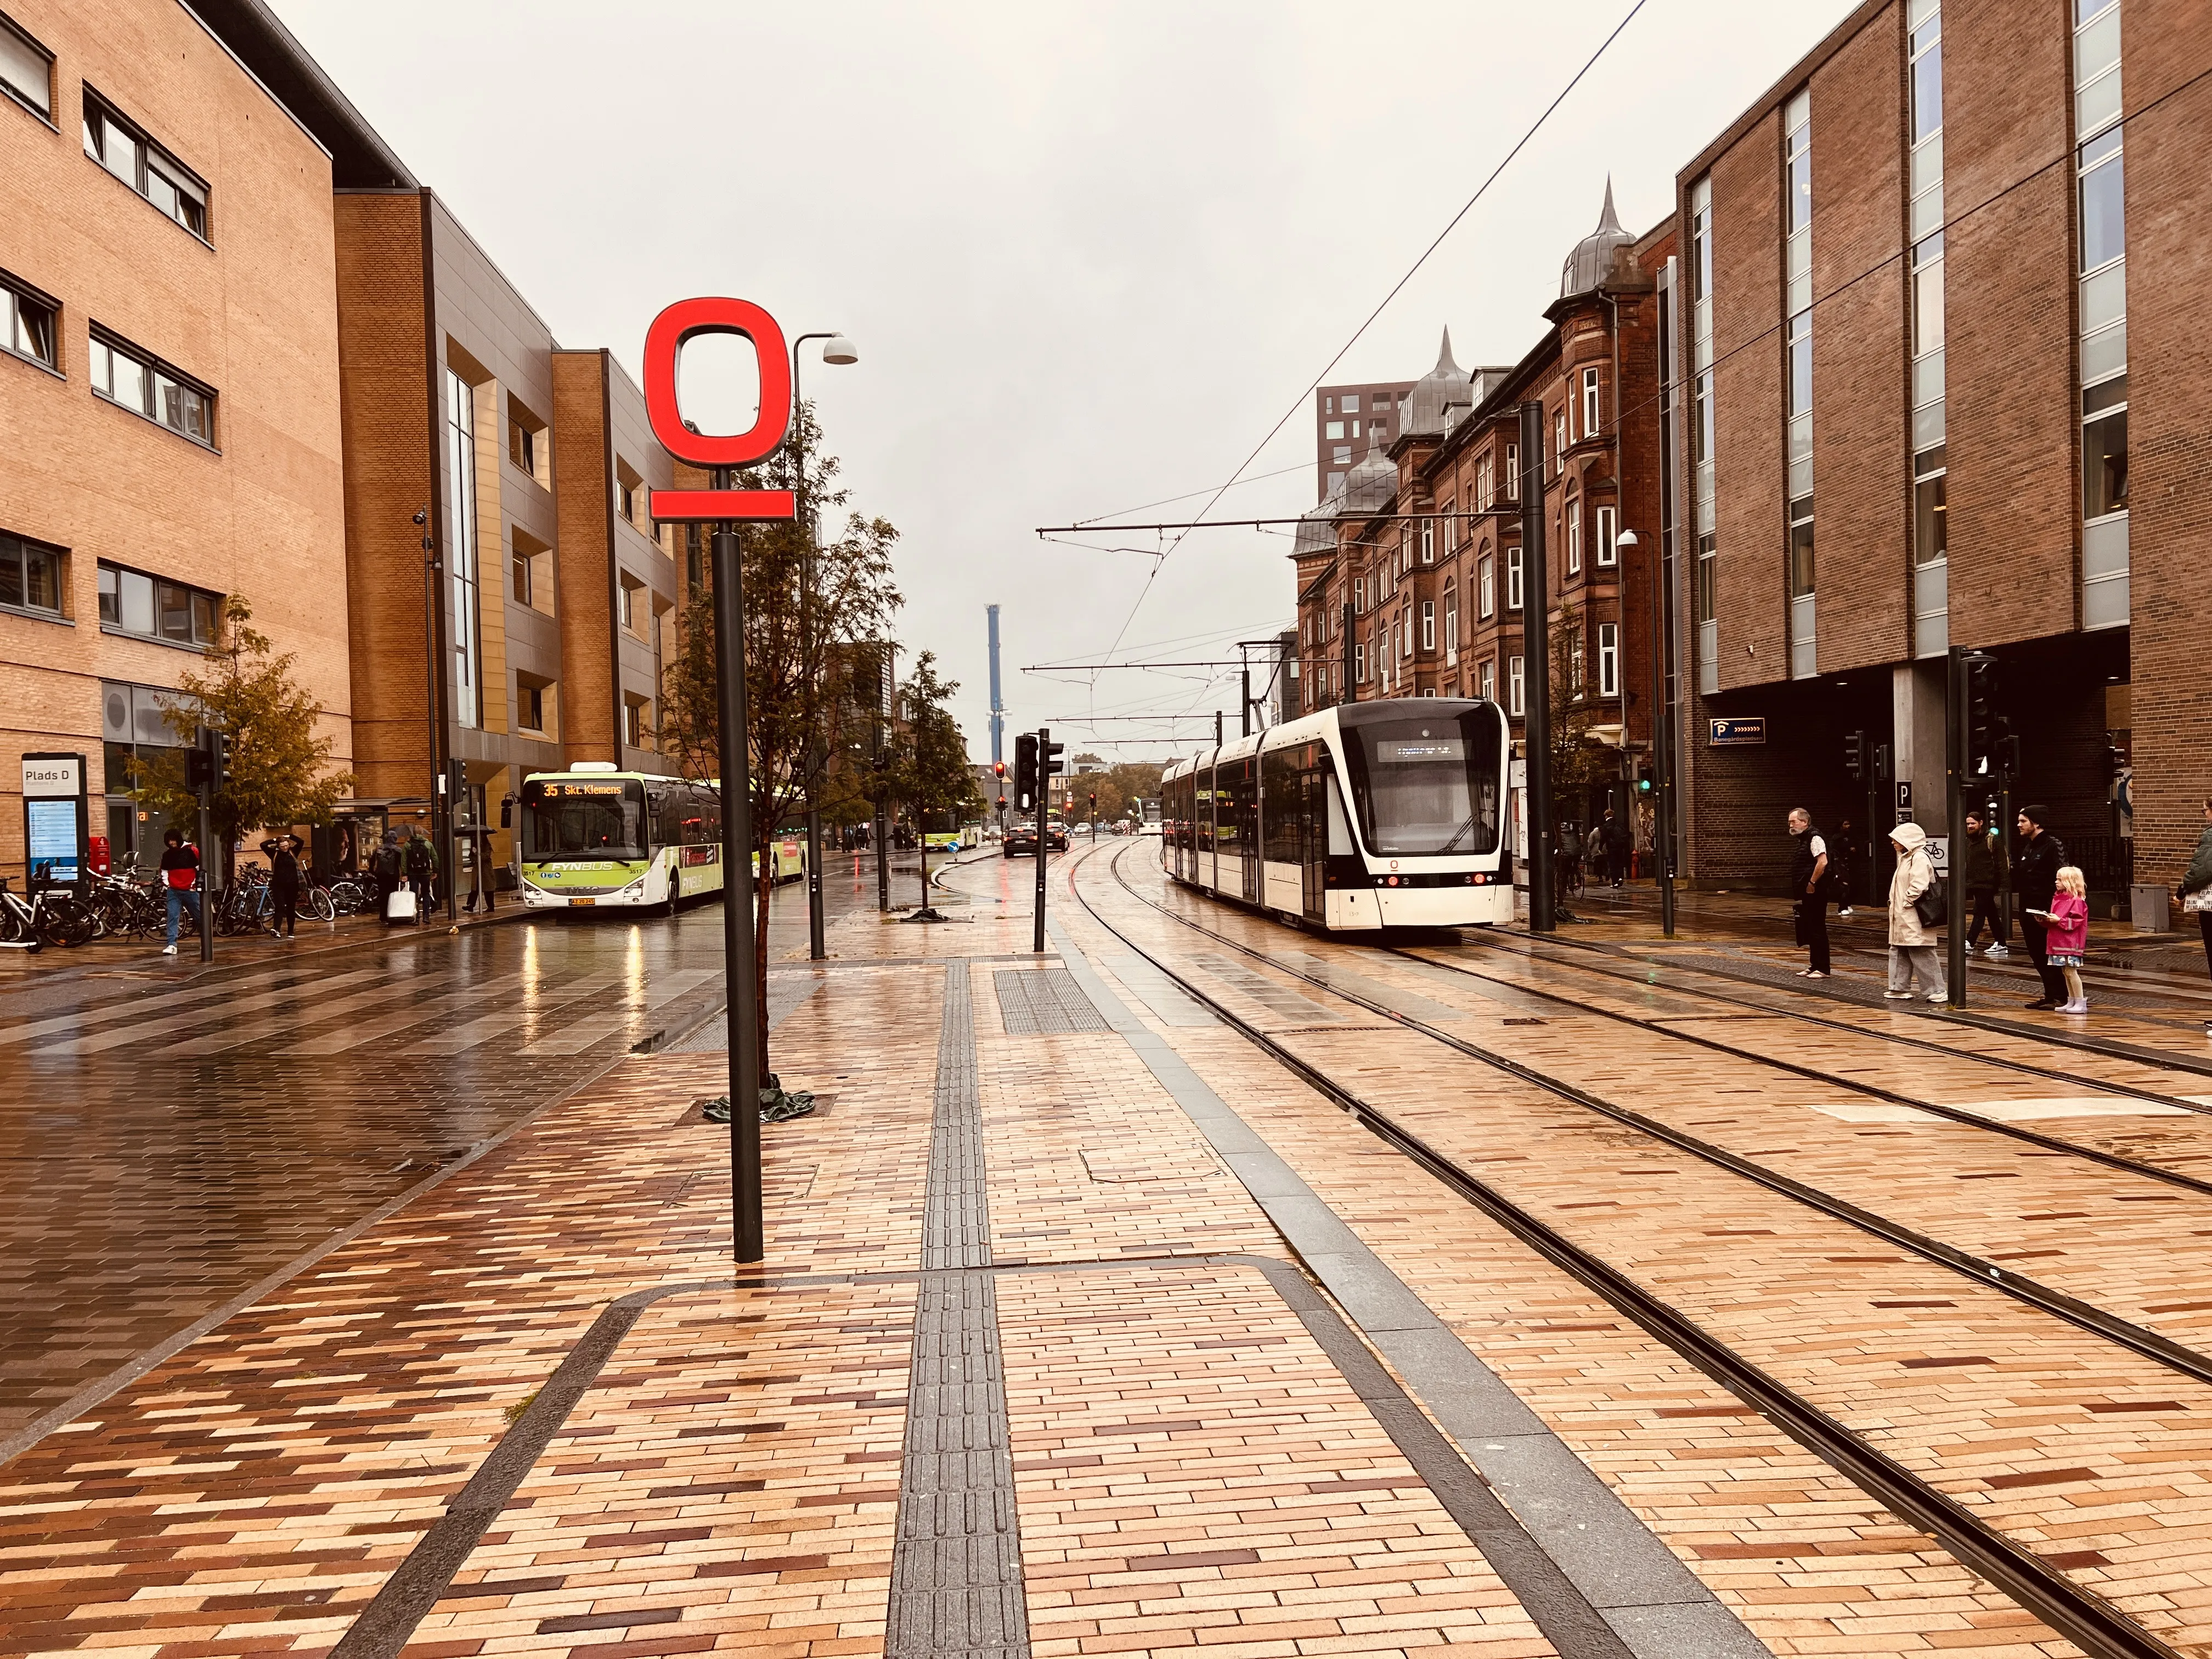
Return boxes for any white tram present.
[1159,698,1513,930]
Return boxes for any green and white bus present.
[518,765,725,913]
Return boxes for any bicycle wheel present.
[299,886,337,922]
[38,898,97,948]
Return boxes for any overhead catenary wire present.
[1091,0,1652,659]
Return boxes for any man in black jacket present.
[1787,807,1831,978]
[2013,805,2068,1008]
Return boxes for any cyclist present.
[158,829,201,955]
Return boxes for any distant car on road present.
[1002,820,1069,857]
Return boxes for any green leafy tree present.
[1545,600,1614,895]
[890,652,984,903]
[128,596,353,881]
[656,405,901,1086]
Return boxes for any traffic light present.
[1042,737,1065,779]
[1994,731,2022,779]
[1088,792,1097,812]
[186,747,213,792]
[993,759,1006,783]
[1634,763,1654,797]
[1963,652,1998,774]
[996,794,1007,811]
[1844,730,1866,782]
[1014,733,1038,811]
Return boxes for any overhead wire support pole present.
[1034,726,1050,955]
[1519,401,1556,934]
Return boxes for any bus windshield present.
[1340,707,1502,856]
[521,778,647,861]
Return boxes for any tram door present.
[1299,762,1327,922]
[1232,757,1260,902]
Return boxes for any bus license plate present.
[571,896,594,906]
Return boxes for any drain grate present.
[994,968,1110,1035]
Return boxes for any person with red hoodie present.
[2032,865,2091,1014]
[157,828,200,956]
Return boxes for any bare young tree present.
[888,651,984,906]
[658,405,901,1087]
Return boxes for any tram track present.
[1065,840,2208,1659]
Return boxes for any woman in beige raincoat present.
[1884,820,1946,1002]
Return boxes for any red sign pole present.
[643,297,797,1268]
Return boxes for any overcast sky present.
[274,0,1855,768]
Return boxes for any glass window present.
[0,16,51,117]
[1324,420,1344,441]
[0,532,64,617]
[99,561,215,644]
[1,281,55,367]
[91,330,215,443]
[1478,553,1494,618]
[1788,500,1816,596]
[1788,315,1813,414]
[1914,466,1948,566]
[83,94,210,240]
[1581,366,1600,437]
[1596,506,1617,567]
[1507,544,1523,610]
[156,580,195,641]
[1566,496,1582,574]
[2080,146,2124,271]
[1505,443,1519,500]
[1554,410,1567,470]
[1912,42,1943,143]
[1598,623,1619,697]
[1342,394,1360,414]
[119,567,154,635]
[520,778,647,861]
[1339,707,1503,855]
[1508,655,1525,716]
[1421,601,1435,652]
[2083,406,2128,519]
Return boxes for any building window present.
[1476,453,1493,510]
[1478,552,1495,618]
[1581,366,1600,438]
[518,680,545,733]
[98,561,216,645]
[1788,492,1815,597]
[444,367,482,728]
[1508,655,1525,716]
[89,332,215,445]
[1565,493,1582,575]
[1419,517,1434,564]
[1554,410,1567,473]
[623,697,647,748]
[1421,601,1435,652]
[1915,445,1947,565]
[1444,585,1458,654]
[0,14,52,117]
[0,529,66,619]
[1,273,56,369]
[1443,509,1458,556]
[1598,623,1618,697]
[1342,393,1360,414]
[618,478,637,521]
[2083,377,2128,520]
[1507,544,1523,611]
[1566,627,1584,694]
[1324,420,1344,440]
[1324,394,1334,415]
[619,575,650,636]
[1595,505,1617,568]
[1333,445,1352,465]
[1356,640,1367,683]
[1480,658,1495,703]
[1505,443,1519,501]
[82,91,207,240]
[1353,575,1364,613]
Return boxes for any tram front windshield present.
[1341,708,1502,856]
[521,778,647,861]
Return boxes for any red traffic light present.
[993,760,1006,778]
[996,795,1007,809]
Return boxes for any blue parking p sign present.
[1708,716,1767,747]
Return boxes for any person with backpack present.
[2013,805,2069,1009]
[1961,809,2007,956]
[157,828,201,956]
[371,830,405,925]
[259,834,302,939]
[403,827,437,912]
[1787,808,1832,979]
[1884,820,1946,1001]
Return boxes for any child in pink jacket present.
[2036,865,2090,1013]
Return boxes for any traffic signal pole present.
[1034,725,1051,955]
[196,727,216,963]
[1946,647,1970,1009]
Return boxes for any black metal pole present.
[1240,666,1251,737]
[1946,647,1968,1008]
[1215,710,1223,747]
[196,732,213,963]
[1519,401,1556,933]
[712,484,764,1265]
[1032,725,1049,955]
[1650,532,1677,939]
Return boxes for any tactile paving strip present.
[992,967,1111,1035]
[888,960,1032,1658]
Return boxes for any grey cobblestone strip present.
[992,968,1110,1035]
[887,961,1031,1659]
[1048,918,1775,1659]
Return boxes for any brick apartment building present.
[1294,188,1673,840]
[0,0,364,870]
[0,0,687,888]
[1672,0,2211,907]
[1313,378,1414,501]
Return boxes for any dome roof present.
[1560,178,1635,300]
[1340,441,1397,516]
[1292,490,1341,557]
[1402,328,1474,437]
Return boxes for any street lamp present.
[1617,527,1675,939]
[791,331,857,961]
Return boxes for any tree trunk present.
[918,829,929,907]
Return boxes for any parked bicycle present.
[0,866,97,950]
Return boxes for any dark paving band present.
[888,958,1032,1658]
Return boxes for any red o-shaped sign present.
[642,297,792,470]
